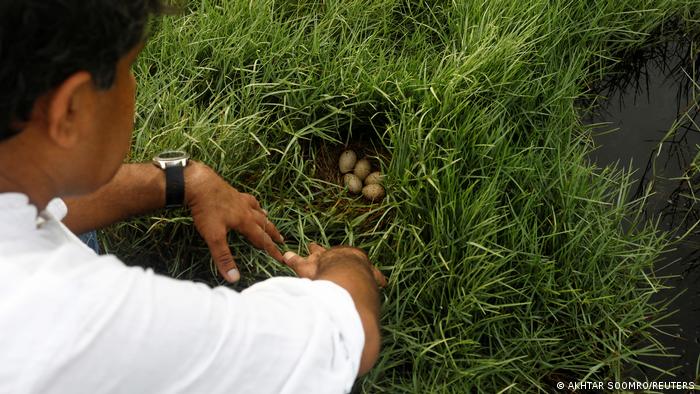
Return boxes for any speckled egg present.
[343,173,363,194]
[362,184,385,202]
[364,171,383,185]
[353,158,371,181]
[338,150,357,174]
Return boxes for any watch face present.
[153,150,189,169]
[156,150,188,161]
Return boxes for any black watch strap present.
[164,165,185,208]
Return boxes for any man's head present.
[0,1,166,208]
[0,0,166,141]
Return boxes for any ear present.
[45,71,93,148]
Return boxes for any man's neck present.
[0,137,60,212]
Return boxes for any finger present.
[331,246,367,261]
[283,251,317,279]
[251,209,268,230]
[243,213,285,263]
[371,266,388,288]
[250,210,284,245]
[260,227,285,263]
[244,193,262,210]
[240,212,271,246]
[264,218,285,243]
[283,251,303,266]
[205,233,240,283]
[308,242,326,255]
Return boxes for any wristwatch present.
[153,150,190,208]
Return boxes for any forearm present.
[315,253,381,375]
[62,163,167,234]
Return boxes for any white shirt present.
[0,193,364,394]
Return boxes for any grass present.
[102,0,700,392]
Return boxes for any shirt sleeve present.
[33,256,365,394]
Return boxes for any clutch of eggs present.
[338,149,385,201]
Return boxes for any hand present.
[184,161,285,283]
[283,243,387,288]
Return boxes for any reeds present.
[103,0,700,391]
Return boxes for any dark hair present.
[0,0,167,141]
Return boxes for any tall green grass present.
[103,0,700,391]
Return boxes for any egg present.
[364,171,383,185]
[338,150,357,174]
[343,173,363,194]
[353,158,371,181]
[362,184,385,202]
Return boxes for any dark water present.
[586,42,700,386]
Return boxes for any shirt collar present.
[0,193,68,237]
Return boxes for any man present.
[0,1,386,393]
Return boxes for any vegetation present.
[103,0,700,391]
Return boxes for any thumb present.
[283,251,302,266]
[283,251,316,279]
[207,236,240,283]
